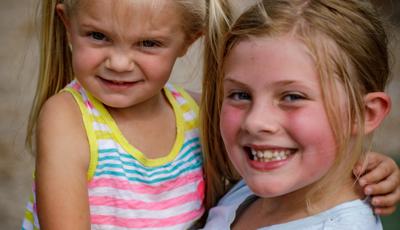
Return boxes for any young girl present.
[201,0,399,229]
[21,0,399,229]
[22,0,205,229]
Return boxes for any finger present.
[370,188,400,207]
[354,152,382,175]
[374,206,396,216]
[362,173,399,195]
[358,163,395,187]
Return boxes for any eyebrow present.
[223,77,249,87]
[223,76,317,92]
[224,76,299,86]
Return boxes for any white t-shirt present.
[203,180,382,230]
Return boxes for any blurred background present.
[0,0,398,229]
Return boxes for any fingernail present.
[359,179,366,186]
[365,187,372,195]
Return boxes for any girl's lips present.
[98,76,142,89]
[247,156,292,171]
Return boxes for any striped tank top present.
[22,80,205,229]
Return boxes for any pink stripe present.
[88,169,203,194]
[85,100,94,109]
[90,189,201,210]
[71,82,81,90]
[91,207,204,228]
[171,91,181,98]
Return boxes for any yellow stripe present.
[176,85,199,114]
[24,209,34,223]
[63,86,98,180]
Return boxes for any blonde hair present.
[202,0,389,213]
[26,0,205,151]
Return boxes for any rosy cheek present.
[287,108,337,158]
[220,104,243,142]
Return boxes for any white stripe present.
[22,219,34,230]
[93,122,110,132]
[89,108,100,116]
[90,200,202,220]
[25,201,34,212]
[97,139,122,149]
[184,128,200,140]
[183,111,196,121]
[176,96,187,105]
[89,178,200,202]
[81,91,89,101]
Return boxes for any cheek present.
[139,55,175,81]
[288,108,337,159]
[220,104,243,146]
[72,46,101,73]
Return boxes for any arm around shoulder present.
[35,92,91,229]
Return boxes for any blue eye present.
[228,91,251,101]
[90,32,107,41]
[282,93,305,102]
[140,40,160,48]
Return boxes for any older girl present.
[202,0,399,229]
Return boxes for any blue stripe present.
[97,144,201,170]
[95,161,203,184]
[98,143,201,165]
[98,137,200,155]
[96,152,202,178]
[97,141,202,172]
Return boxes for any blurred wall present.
[0,0,398,229]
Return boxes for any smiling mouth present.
[244,147,296,162]
[99,77,141,86]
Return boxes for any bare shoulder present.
[39,91,81,123]
[36,91,89,172]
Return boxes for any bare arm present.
[35,92,91,229]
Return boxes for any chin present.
[244,177,293,198]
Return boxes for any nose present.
[105,49,135,72]
[241,102,281,136]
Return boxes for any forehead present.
[77,0,178,13]
[224,36,316,80]
[74,0,182,32]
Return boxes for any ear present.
[56,4,71,41]
[363,92,391,134]
[178,31,203,57]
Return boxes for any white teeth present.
[250,149,292,162]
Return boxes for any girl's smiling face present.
[220,36,340,197]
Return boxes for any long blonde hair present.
[202,0,389,213]
[26,0,205,152]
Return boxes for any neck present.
[107,90,168,121]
